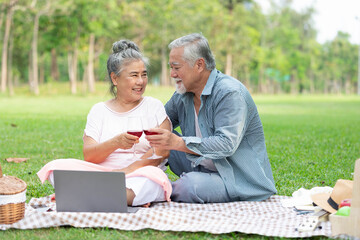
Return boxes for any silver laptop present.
[53,170,138,213]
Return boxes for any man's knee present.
[171,172,204,203]
[168,150,192,176]
[170,172,231,203]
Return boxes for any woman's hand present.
[112,166,134,175]
[112,155,164,175]
[83,133,139,164]
[114,132,139,149]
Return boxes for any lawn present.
[1,84,360,239]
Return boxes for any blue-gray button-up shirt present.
[165,69,277,201]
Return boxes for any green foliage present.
[0,1,359,92]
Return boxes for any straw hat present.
[311,179,353,213]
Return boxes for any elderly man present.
[146,33,277,203]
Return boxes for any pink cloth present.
[37,159,172,202]
[127,166,172,201]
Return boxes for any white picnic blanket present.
[0,195,333,238]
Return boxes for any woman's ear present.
[110,72,117,85]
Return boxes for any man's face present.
[169,47,197,94]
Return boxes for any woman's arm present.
[113,118,171,174]
[83,133,139,164]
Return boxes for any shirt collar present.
[201,69,218,96]
[178,68,218,102]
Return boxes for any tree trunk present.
[68,52,73,83]
[332,79,340,94]
[290,78,298,94]
[30,13,40,95]
[68,50,77,94]
[242,66,248,89]
[1,6,13,93]
[0,4,5,57]
[258,64,264,93]
[309,75,315,94]
[82,64,88,93]
[0,5,5,34]
[290,69,299,94]
[345,77,351,94]
[39,55,45,85]
[242,65,252,92]
[265,78,271,94]
[225,52,232,76]
[28,53,33,89]
[160,46,169,86]
[51,48,59,81]
[324,78,329,94]
[8,24,14,96]
[87,33,95,93]
[70,32,80,94]
[309,57,315,93]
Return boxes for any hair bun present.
[112,40,140,54]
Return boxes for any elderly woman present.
[37,40,172,207]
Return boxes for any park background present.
[1,0,360,239]
[0,0,359,95]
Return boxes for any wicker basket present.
[0,164,27,224]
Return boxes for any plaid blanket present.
[0,195,332,238]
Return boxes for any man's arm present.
[187,91,247,158]
[145,128,198,155]
[148,90,247,160]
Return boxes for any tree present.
[128,0,176,86]
[132,0,220,86]
[218,0,253,77]
[0,0,358,95]
[45,1,85,94]
[1,0,16,93]
[78,0,126,93]
[321,32,358,94]
[258,0,317,93]
[28,0,51,95]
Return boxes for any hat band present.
[327,197,339,211]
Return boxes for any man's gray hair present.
[168,33,216,70]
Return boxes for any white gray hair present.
[107,40,149,96]
[168,33,215,70]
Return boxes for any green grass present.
[255,95,360,194]
[1,83,360,239]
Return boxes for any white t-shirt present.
[84,96,168,170]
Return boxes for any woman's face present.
[112,60,148,103]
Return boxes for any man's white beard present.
[173,78,187,94]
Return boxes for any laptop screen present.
[54,170,128,213]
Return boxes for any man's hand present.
[145,128,197,155]
[144,128,181,150]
